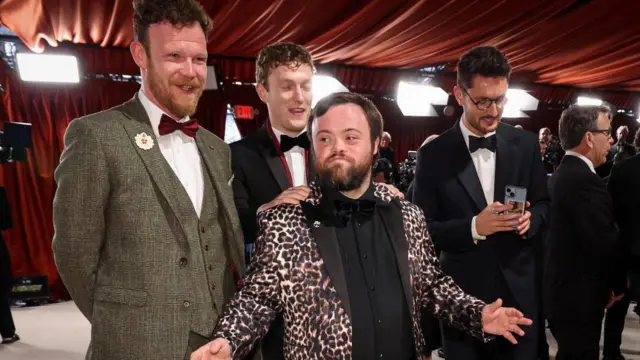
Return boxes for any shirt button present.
[200,226,206,233]
[370,286,375,291]
[363,254,368,259]
[377,319,382,324]
[179,257,188,267]
[211,284,216,291]
[183,301,191,308]
[204,245,209,251]
[209,265,213,271]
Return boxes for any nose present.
[487,102,499,117]
[293,86,304,103]
[180,60,197,78]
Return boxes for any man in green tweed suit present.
[52,1,245,359]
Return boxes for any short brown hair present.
[558,104,611,150]
[255,42,315,89]
[133,0,213,52]
[309,92,383,144]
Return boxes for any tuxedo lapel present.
[119,96,195,238]
[377,200,413,315]
[257,128,290,191]
[493,127,519,204]
[450,124,487,212]
[301,202,352,319]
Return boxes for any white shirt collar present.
[138,89,190,138]
[459,117,497,151]
[271,123,306,143]
[565,150,596,174]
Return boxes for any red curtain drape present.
[0,63,226,296]
[2,0,640,91]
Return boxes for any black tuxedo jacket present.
[608,153,640,295]
[413,122,550,318]
[545,155,626,314]
[231,126,313,246]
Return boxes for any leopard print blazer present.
[214,182,489,359]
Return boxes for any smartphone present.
[504,185,527,216]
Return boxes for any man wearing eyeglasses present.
[413,46,550,360]
[545,105,626,360]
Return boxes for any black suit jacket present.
[413,122,550,318]
[545,155,626,316]
[608,154,640,292]
[0,187,13,292]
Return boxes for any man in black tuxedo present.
[545,105,626,360]
[604,152,640,360]
[230,42,315,360]
[413,46,550,360]
[0,186,19,344]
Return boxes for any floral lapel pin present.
[135,132,154,150]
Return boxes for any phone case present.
[504,185,527,215]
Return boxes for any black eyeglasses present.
[589,127,612,138]
[461,87,508,111]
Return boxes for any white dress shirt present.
[271,126,307,187]
[138,90,204,217]
[565,150,596,174]
[459,120,497,241]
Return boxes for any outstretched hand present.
[190,338,231,360]
[481,298,533,344]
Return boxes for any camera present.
[507,188,515,197]
[0,122,32,164]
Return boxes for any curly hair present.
[558,105,611,150]
[133,0,212,52]
[457,46,512,89]
[255,42,315,89]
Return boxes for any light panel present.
[312,75,348,108]
[16,53,80,83]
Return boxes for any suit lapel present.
[493,127,519,204]
[196,133,245,275]
[450,124,487,211]
[301,202,352,320]
[258,128,291,191]
[377,201,413,316]
[119,97,196,237]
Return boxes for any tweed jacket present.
[214,182,489,359]
[52,95,245,360]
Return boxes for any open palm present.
[482,298,533,344]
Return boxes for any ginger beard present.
[147,57,203,118]
[315,146,374,192]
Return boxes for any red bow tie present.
[158,114,199,138]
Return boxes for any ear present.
[256,84,269,104]
[130,41,147,70]
[373,137,380,155]
[453,85,464,106]
[585,132,594,148]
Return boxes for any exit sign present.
[234,105,254,120]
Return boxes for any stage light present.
[502,89,538,118]
[16,53,80,83]
[312,75,348,108]
[397,81,448,117]
[576,96,603,106]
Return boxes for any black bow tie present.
[334,199,376,225]
[469,135,497,153]
[280,134,310,152]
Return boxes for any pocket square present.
[227,174,235,186]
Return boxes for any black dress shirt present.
[324,184,414,360]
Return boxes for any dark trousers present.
[603,293,632,356]
[549,307,604,360]
[0,291,16,338]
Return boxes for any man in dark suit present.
[0,186,19,344]
[604,152,640,360]
[545,105,626,360]
[413,46,550,360]
[230,42,315,360]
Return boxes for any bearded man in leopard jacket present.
[191,93,532,360]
